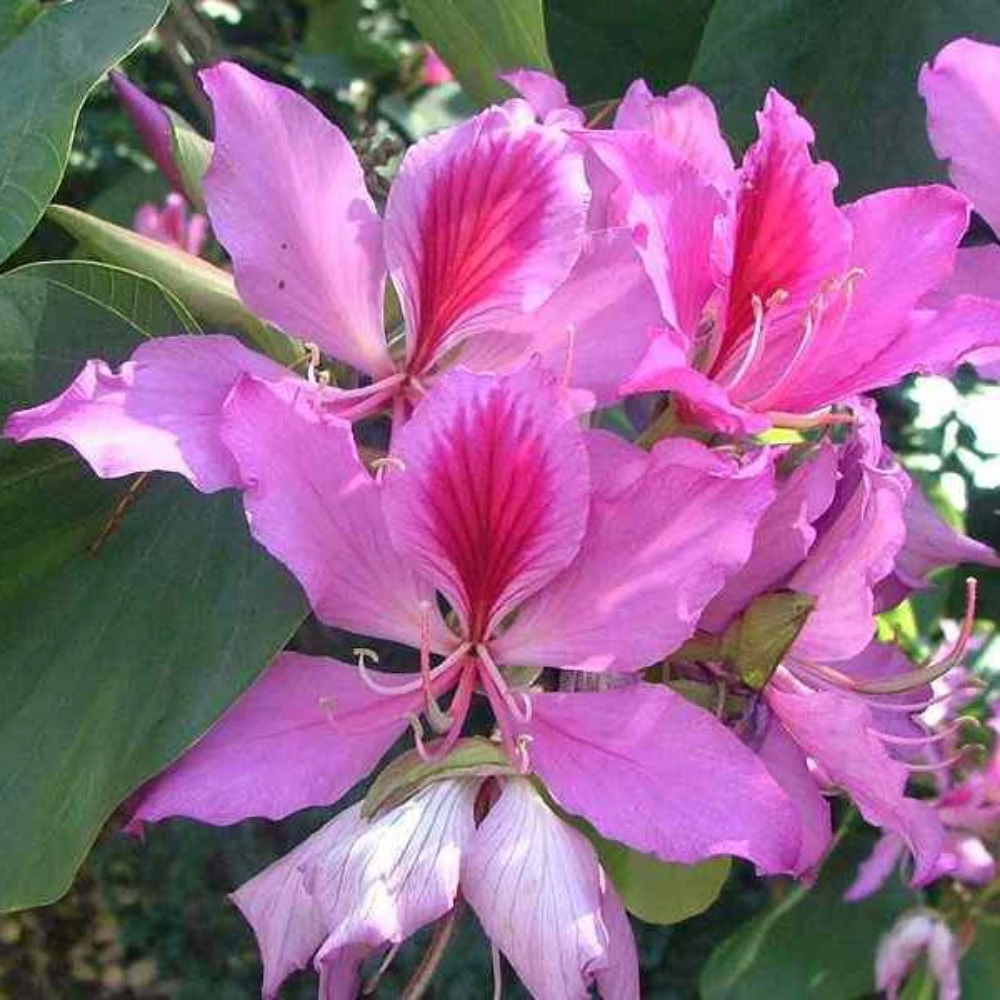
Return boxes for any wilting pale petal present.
[221,376,450,650]
[702,443,838,631]
[920,38,1000,235]
[201,62,391,376]
[844,833,906,902]
[232,815,339,998]
[386,104,589,373]
[757,716,832,874]
[308,781,477,997]
[768,688,943,884]
[458,228,664,405]
[876,912,960,1000]
[3,335,289,493]
[462,778,638,1000]
[495,442,774,672]
[127,653,420,830]
[614,80,735,193]
[525,684,802,873]
[382,366,589,639]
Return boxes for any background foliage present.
[1,0,999,996]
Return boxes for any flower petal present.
[200,62,391,376]
[494,441,775,672]
[462,777,637,1000]
[220,376,449,650]
[3,335,289,493]
[127,652,420,829]
[767,688,943,884]
[308,781,477,996]
[382,366,590,640]
[232,815,340,998]
[701,442,839,632]
[920,38,1000,235]
[614,79,735,193]
[525,684,802,873]
[843,833,906,902]
[757,715,832,875]
[500,68,584,126]
[385,105,589,373]
[452,228,663,406]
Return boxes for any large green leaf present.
[406,0,552,106]
[0,262,306,910]
[691,0,1000,198]
[701,829,918,1000]
[546,0,714,106]
[0,0,40,49]
[0,0,167,264]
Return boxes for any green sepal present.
[362,737,514,820]
[165,109,212,213]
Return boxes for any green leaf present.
[598,840,731,925]
[546,0,714,106]
[165,109,213,213]
[380,83,477,140]
[0,0,40,49]
[701,829,918,1000]
[46,205,298,364]
[0,0,167,264]
[961,923,1000,1000]
[691,0,1000,198]
[362,738,514,819]
[406,0,552,106]
[0,261,306,911]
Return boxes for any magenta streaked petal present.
[768,688,943,885]
[3,335,290,493]
[714,91,851,399]
[309,782,477,996]
[525,684,802,873]
[385,105,589,373]
[220,376,450,650]
[614,79,735,193]
[200,62,391,376]
[495,442,775,672]
[382,366,590,641]
[462,778,638,1000]
[920,38,1000,235]
[127,653,419,830]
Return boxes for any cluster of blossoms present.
[7,35,1000,999]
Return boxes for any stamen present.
[406,713,434,762]
[421,601,455,734]
[872,716,981,747]
[904,744,985,774]
[766,408,856,430]
[476,645,533,723]
[861,681,986,714]
[722,294,769,391]
[371,455,407,482]
[514,734,533,775]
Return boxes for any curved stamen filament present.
[420,602,456,734]
[722,293,771,391]
[872,716,981,747]
[903,744,985,774]
[476,644,532,724]
[353,642,469,697]
[859,681,986,714]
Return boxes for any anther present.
[371,455,406,482]
[514,734,533,774]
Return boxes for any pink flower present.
[133,192,210,256]
[7,62,657,489]
[232,777,638,999]
[125,365,803,877]
[876,911,960,1000]
[920,38,1000,378]
[421,46,454,86]
[589,86,1000,432]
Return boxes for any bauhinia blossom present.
[5,61,660,489]
[232,776,638,999]
[588,84,1000,432]
[126,365,803,880]
[875,911,961,1000]
[133,192,209,256]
